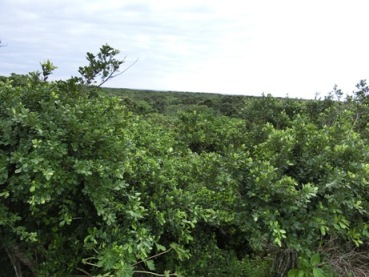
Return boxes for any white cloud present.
[1,0,368,98]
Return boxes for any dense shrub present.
[2,45,369,276]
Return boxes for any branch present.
[97,57,139,88]
[133,247,172,266]
[75,267,93,276]
[5,248,23,277]
[6,245,37,276]
[133,271,177,277]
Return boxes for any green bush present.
[2,44,369,277]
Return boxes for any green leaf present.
[155,243,166,252]
[98,248,118,270]
[310,253,320,267]
[0,190,9,198]
[288,269,305,277]
[274,237,282,247]
[170,243,189,261]
[313,267,326,277]
[299,257,310,269]
[29,185,36,193]
[43,169,54,180]
[116,263,134,277]
[146,259,155,271]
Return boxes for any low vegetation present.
[1,45,369,277]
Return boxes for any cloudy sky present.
[1,0,368,99]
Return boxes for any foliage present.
[288,253,331,277]
[78,44,124,87]
[174,111,246,154]
[241,93,304,130]
[102,87,249,117]
[1,44,369,276]
[0,47,200,276]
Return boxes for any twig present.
[133,247,172,266]
[75,267,92,276]
[6,248,22,277]
[133,271,177,276]
[97,57,139,88]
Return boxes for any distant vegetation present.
[1,45,369,277]
[102,87,249,117]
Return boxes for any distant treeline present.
[102,87,308,117]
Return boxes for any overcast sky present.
[1,0,368,99]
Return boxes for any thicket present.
[102,87,247,117]
[1,45,369,277]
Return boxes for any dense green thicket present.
[103,87,247,117]
[1,45,369,277]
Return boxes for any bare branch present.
[97,57,139,88]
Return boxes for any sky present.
[1,0,368,99]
